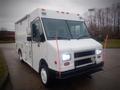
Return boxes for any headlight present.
[96,49,102,55]
[62,53,71,61]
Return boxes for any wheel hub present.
[41,68,47,84]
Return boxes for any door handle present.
[38,43,40,47]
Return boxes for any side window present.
[31,19,45,42]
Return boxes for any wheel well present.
[39,59,48,72]
[39,59,48,67]
[18,49,22,56]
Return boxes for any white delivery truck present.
[15,8,104,86]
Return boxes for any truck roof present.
[15,8,84,24]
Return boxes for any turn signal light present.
[64,62,70,66]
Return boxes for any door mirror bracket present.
[40,34,45,42]
[27,37,32,41]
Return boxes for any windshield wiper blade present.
[48,36,70,40]
[57,36,70,40]
[77,35,89,39]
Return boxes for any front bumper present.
[50,62,104,79]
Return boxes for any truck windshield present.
[42,18,89,40]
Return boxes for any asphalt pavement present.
[0,43,120,90]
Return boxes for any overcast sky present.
[0,0,117,31]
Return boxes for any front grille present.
[74,50,95,58]
[75,58,92,66]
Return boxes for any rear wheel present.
[18,50,23,61]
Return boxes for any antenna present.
[55,31,61,78]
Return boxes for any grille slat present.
[75,58,92,66]
[74,50,95,58]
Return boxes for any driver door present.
[31,18,46,71]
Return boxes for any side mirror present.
[27,37,32,41]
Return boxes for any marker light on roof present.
[41,12,46,15]
[66,12,69,14]
[61,11,64,14]
[79,17,83,19]
[77,14,80,16]
[41,9,46,11]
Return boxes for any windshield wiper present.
[77,35,89,39]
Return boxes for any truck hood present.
[47,38,102,52]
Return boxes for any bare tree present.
[85,2,120,40]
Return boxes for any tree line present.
[85,2,120,41]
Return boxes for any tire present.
[86,74,93,79]
[18,50,23,61]
[40,65,52,87]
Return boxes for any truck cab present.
[15,8,104,86]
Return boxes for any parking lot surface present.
[0,43,120,90]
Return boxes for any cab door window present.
[31,19,45,42]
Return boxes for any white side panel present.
[32,42,48,72]
[15,17,29,61]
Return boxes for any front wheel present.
[40,65,52,87]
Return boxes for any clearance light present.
[41,12,46,15]
[66,12,69,14]
[77,14,80,16]
[41,8,46,11]
[61,11,65,14]
[56,11,59,13]
[79,17,83,19]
